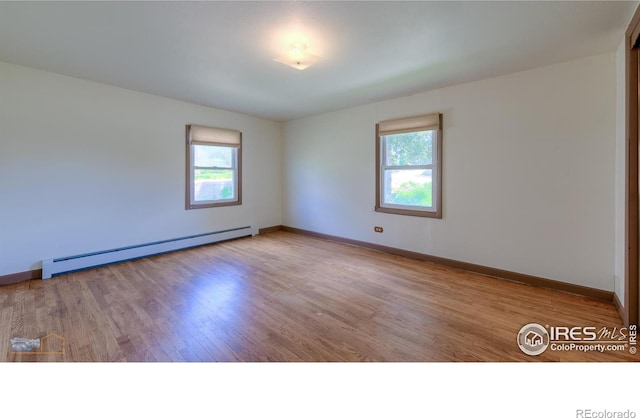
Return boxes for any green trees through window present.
[385,131,432,166]
[384,131,433,207]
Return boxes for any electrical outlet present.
[374,226,383,233]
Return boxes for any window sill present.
[375,206,441,219]
[186,200,242,210]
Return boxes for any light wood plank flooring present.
[0,231,636,361]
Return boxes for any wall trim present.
[258,225,283,234]
[0,269,42,286]
[280,225,613,302]
[3,226,615,303]
[624,3,640,327]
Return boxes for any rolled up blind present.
[378,113,441,136]
[188,124,241,147]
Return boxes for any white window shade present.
[188,124,241,147]
[378,113,441,136]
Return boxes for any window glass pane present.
[384,130,433,166]
[194,145,233,168]
[383,169,432,207]
[194,169,235,202]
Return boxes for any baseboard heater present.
[41,226,257,279]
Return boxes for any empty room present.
[2,0,640,396]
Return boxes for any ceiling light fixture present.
[274,42,319,71]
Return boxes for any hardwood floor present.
[0,231,636,362]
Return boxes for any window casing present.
[375,113,442,218]
[186,124,242,209]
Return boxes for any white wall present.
[614,39,626,303]
[0,61,282,276]
[283,53,617,291]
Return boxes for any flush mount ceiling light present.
[274,42,319,71]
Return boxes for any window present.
[186,124,242,209]
[375,113,442,218]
